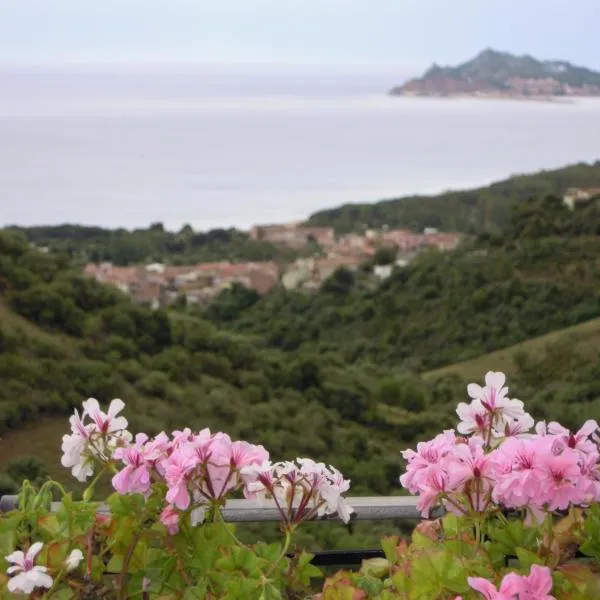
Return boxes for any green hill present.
[213,195,600,373]
[0,230,426,498]
[424,316,600,382]
[305,161,600,234]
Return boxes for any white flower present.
[5,542,53,595]
[461,372,534,437]
[82,398,128,434]
[65,548,84,572]
[62,399,132,481]
[456,399,490,435]
[61,409,96,482]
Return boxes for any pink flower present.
[446,440,496,511]
[492,438,542,508]
[400,430,456,493]
[241,460,277,502]
[537,449,587,510]
[164,450,197,509]
[160,505,180,535]
[547,419,598,456]
[519,565,555,600]
[230,440,269,470]
[112,434,152,495]
[468,572,523,599]
[416,469,450,518]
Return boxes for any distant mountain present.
[390,49,600,98]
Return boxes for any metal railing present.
[0,494,427,567]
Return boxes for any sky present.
[0,0,598,71]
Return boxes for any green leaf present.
[360,557,390,579]
[106,554,124,573]
[0,513,23,534]
[259,583,282,600]
[380,536,400,564]
[182,586,207,599]
[515,547,543,571]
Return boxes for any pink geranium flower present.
[160,505,180,535]
[400,430,456,493]
[468,572,523,599]
[519,565,556,600]
[164,450,198,509]
[112,434,152,495]
[492,437,541,508]
[416,469,451,518]
[537,448,587,511]
[547,419,598,456]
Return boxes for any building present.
[563,187,600,210]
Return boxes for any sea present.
[1,65,599,232]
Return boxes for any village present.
[81,186,600,309]
[82,222,462,309]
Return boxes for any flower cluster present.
[400,371,600,520]
[61,398,131,482]
[109,426,271,532]
[62,399,353,534]
[241,458,354,526]
[5,543,83,595]
[461,564,555,600]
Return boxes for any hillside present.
[424,316,600,382]
[305,161,600,234]
[0,229,438,499]
[390,48,600,98]
[210,194,600,374]
[5,198,600,547]
[8,223,300,266]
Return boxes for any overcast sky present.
[0,0,598,70]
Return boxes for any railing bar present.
[0,495,433,522]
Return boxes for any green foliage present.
[213,194,600,374]
[305,161,600,234]
[9,223,301,266]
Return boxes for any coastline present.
[388,92,578,104]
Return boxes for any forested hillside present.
[8,223,299,266]
[4,190,600,550]
[305,161,600,234]
[214,195,600,371]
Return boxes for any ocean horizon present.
[1,65,599,232]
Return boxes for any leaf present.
[36,514,62,538]
[360,558,389,579]
[106,554,124,573]
[0,514,23,535]
[380,536,400,564]
[515,547,543,571]
[182,587,207,599]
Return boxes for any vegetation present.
[0,228,426,550]
[390,47,600,95]
[305,161,600,234]
[7,223,300,266]
[6,167,600,556]
[213,195,600,371]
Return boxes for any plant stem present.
[117,530,142,600]
[215,507,245,548]
[163,535,194,587]
[262,526,294,585]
